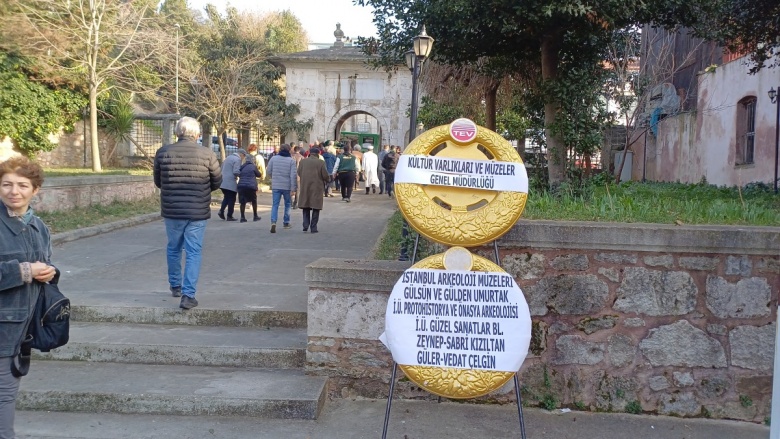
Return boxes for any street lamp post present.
[175,23,180,114]
[770,87,780,439]
[769,87,779,194]
[398,27,434,262]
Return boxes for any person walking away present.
[351,143,363,191]
[0,157,58,439]
[333,144,358,202]
[361,143,380,194]
[266,144,297,232]
[334,144,343,192]
[378,144,390,194]
[218,148,246,221]
[297,148,330,233]
[382,146,399,197]
[247,143,266,183]
[291,146,304,209]
[237,154,262,222]
[154,117,221,309]
[322,142,337,197]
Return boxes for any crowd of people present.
[151,118,405,309]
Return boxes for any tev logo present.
[449,118,478,143]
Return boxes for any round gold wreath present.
[398,252,516,399]
[396,124,527,247]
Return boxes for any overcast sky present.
[187,0,379,44]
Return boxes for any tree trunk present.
[541,34,565,191]
[89,83,102,172]
[217,128,226,161]
[484,81,500,131]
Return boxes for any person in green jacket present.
[332,144,358,202]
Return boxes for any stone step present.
[35,322,306,369]
[18,361,327,420]
[72,305,307,328]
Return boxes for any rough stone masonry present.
[305,221,780,422]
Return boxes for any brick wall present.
[305,221,780,421]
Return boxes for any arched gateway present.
[271,25,413,147]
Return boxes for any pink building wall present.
[636,56,778,186]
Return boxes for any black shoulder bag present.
[11,274,70,377]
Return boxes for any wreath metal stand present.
[381,239,527,439]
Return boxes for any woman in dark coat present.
[0,156,57,438]
[236,155,262,222]
[297,148,330,233]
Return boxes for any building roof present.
[270,23,374,66]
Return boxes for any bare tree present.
[604,27,706,183]
[189,52,277,160]
[4,0,173,171]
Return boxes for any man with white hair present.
[361,143,380,194]
[154,117,222,310]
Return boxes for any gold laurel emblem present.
[398,252,515,399]
[396,123,527,247]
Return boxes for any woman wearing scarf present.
[0,157,57,438]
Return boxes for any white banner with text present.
[380,268,532,372]
[394,155,528,192]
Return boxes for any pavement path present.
[53,190,398,313]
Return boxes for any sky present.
[187,0,378,44]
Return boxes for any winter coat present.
[322,151,337,174]
[297,156,330,210]
[0,205,50,357]
[267,154,298,192]
[220,153,242,192]
[361,151,380,186]
[333,154,358,174]
[237,161,261,191]
[154,137,222,220]
[382,151,399,173]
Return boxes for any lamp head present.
[769,87,778,103]
[413,25,434,59]
[405,49,415,71]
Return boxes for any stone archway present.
[326,103,391,144]
[271,29,413,147]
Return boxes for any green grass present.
[523,180,780,226]
[374,180,780,260]
[44,167,152,177]
[374,210,406,260]
[38,197,159,234]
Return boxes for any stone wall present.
[305,221,780,421]
[37,175,156,212]
[1,121,119,168]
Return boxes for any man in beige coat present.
[297,148,330,233]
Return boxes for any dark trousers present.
[220,189,237,218]
[338,171,355,199]
[302,208,320,232]
[384,171,395,196]
[238,188,258,219]
[378,167,385,193]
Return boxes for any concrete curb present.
[51,213,161,245]
[72,305,308,328]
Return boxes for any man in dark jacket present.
[381,147,399,197]
[154,116,221,309]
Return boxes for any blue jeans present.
[271,189,292,224]
[164,218,207,298]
